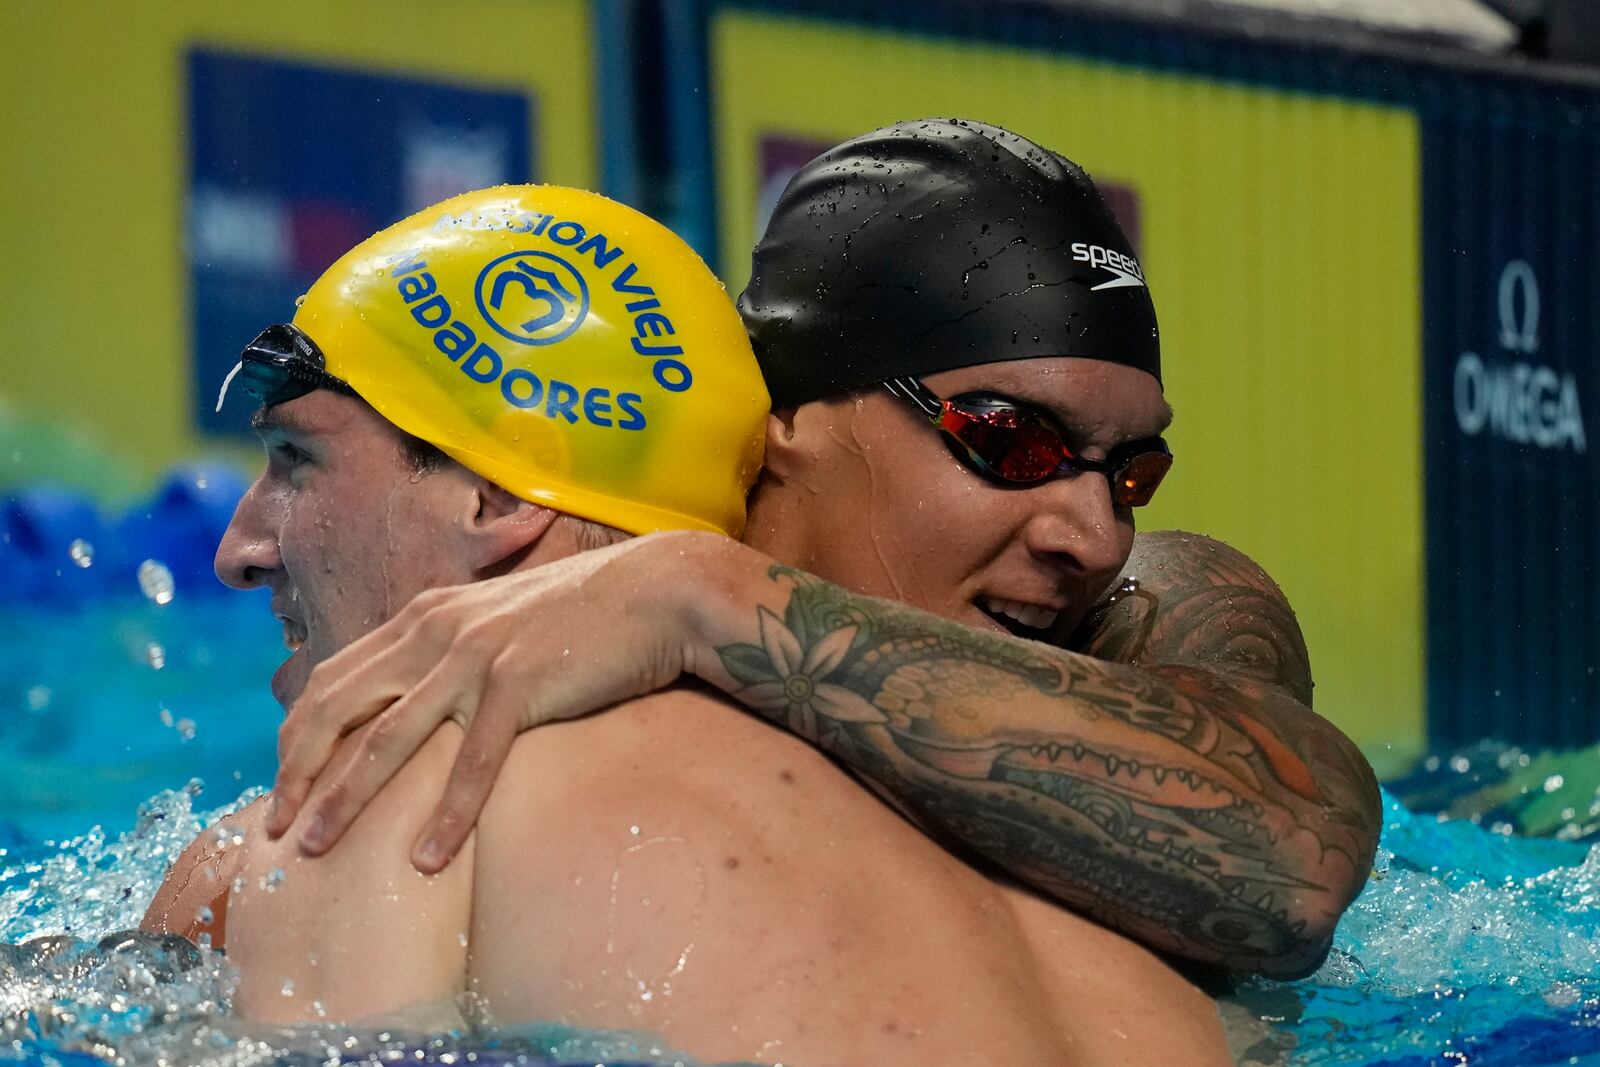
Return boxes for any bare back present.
[150,687,1230,1065]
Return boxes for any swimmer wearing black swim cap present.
[743,117,1160,406]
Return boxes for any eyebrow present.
[1148,402,1176,438]
[249,406,316,440]
[249,407,282,437]
[1006,389,1175,443]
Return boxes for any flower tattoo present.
[718,606,887,739]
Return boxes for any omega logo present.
[1453,261,1586,454]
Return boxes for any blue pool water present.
[2,550,1598,1064]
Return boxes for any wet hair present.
[388,415,626,549]
[400,432,447,474]
[393,426,628,548]
[564,515,631,551]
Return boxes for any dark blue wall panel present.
[1421,78,1600,748]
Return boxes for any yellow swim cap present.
[293,185,768,537]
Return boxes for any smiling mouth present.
[979,597,1061,637]
[277,615,308,651]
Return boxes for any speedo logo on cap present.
[1071,242,1146,291]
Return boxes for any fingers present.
[268,640,413,839]
[410,669,525,874]
[269,595,466,838]
[296,662,481,856]
[265,554,700,864]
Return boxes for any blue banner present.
[187,49,535,435]
[1421,83,1600,748]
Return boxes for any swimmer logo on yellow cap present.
[293,185,769,537]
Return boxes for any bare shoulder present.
[497,684,810,783]
[484,684,833,841]
[140,798,264,943]
[1070,529,1314,707]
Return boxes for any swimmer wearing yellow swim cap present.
[219,185,768,537]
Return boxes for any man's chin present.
[270,650,312,710]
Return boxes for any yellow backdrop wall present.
[0,0,595,487]
[710,12,1424,760]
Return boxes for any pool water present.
[3,593,1598,1066]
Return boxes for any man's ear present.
[464,482,558,573]
[759,405,802,481]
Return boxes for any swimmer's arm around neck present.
[691,532,1379,978]
[269,529,1377,976]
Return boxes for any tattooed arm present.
[271,529,1378,977]
[708,530,1376,978]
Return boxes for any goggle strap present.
[884,377,943,421]
[215,360,245,413]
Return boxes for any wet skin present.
[253,356,1375,977]
[144,383,1235,1065]
[218,397,493,708]
[742,357,1172,642]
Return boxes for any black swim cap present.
[740,118,1161,407]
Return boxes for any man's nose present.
[214,480,281,590]
[1019,471,1129,580]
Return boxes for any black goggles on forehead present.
[214,323,358,413]
[883,376,1173,507]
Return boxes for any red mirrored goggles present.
[884,376,1173,507]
